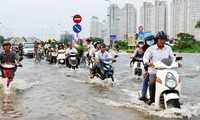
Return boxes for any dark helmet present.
[86,38,91,43]
[101,44,106,48]
[3,41,11,47]
[156,31,167,40]
[94,41,100,48]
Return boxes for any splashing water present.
[2,79,39,94]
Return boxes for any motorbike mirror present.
[19,56,23,61]
[175,57,182,61]
[114,55,118,58]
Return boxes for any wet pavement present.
[0,52,200,120]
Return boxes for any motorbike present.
[132,57,145,80]
[91,55,118,82]
[1,57,23,87]
[57,49,66,65]
[147,57,182,110]
[48,48,58,64]
[68,52,78,70]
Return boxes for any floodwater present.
[0,52,200,120]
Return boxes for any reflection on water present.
[0,95,22,119]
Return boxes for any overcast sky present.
[0,0,171,39]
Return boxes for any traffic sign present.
[110,35,117,41]
[73,24,82,33]
[73,14,82,24]
[138,26,144,31]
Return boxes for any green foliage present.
[23,37,27,42]
[114,40,128,50]
[195,20,200,29]
[74,46,84,57]
[90,37,104,45]
[172,33,200,53]
[0,35,5,44]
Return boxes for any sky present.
[0,0,171,40]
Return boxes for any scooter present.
[68,52,78,70]
[132,58,145,80]
[57,49,66,65]
[148,57,182,110]
[1,57,23,87]
[91,55,118,82]
[48,48,58,64]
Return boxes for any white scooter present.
[57,49,66,65]
[132,58,145,80]
[150,57,182,110]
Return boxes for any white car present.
[23,43,34,57]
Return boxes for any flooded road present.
[0,52,200,120]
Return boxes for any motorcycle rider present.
[90,41,101,61]
[65,42,79,68]
[143,31,181,105]
[48,40,58,64]
[33,41,38,58]
[130,40,144,65]
[0,41,23,78]
[90,44,116,79]
[138,32,156,101]
[85,38,94,62]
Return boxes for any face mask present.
[139,44,144,48]
[147,40,154,46]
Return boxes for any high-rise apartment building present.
[140,2,154,33]
[90,16,102,38]
[119,3,137,40]
[171,0,200,40]
[107,3,137,41]
[107,4,120,40]
[140,0,168,34]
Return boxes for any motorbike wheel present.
[79,56,87,68]
[166,99,180,109]
[72,66,76,70]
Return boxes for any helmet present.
[137,40,144,44]
[86,38,91,42]
[156,31,167,40]
[3,41,11,47]
[94,41,100,48]
[144,32,154,41]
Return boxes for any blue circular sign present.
[73,24,82,33]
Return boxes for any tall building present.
[140,0,168,34]
[171,0,200,40]
[101,20,107,39]
[119,3,137,40]
[154,0,168,33]
[140,2,154,33]
[106,3,137,41]
[90,16,102,38]
[107,4,120,40]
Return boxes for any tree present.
[0,35,5,45]
[195,20,200,29]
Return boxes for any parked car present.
[23,43,34,57]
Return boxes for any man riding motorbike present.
[0,41,23,78]
[143,31,182,105]
[65,42,79,68]
[90,44,116,79]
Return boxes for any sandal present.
[145,99,153,105]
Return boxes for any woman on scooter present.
[130,40,144,65]
[138,32,156,101]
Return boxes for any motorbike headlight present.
[165,72,177,89]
